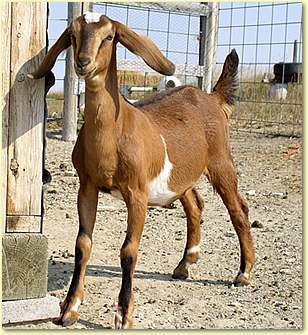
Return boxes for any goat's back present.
[135,85,230,150]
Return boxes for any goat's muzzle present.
[75,64,97,79]
[76,57,91,70]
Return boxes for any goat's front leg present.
[114,188,148,329]
[58,181,98,326]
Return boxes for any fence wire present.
[216,2,302,136]
[46,2,302,137]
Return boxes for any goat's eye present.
[106,35,113,41]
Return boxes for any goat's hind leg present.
[209,160,255,286]
[57,181,98,326]
[173,188,204,280]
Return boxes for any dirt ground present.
[6,129,303,330]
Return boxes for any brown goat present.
[28,13,255,329]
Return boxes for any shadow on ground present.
[48,260,233,293]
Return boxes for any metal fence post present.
[82,2,93,13]
[198,4,207,90]
[62,2,82,142]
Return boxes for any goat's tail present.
[212,49,239,117]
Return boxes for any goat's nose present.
[76,57,91,69]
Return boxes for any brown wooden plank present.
[1,3,11,232]
[6,216,41,233]
[6,3,47,224]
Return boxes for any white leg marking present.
[71,297,81,312]
[239,272,250,280]
[186,244,200,255]
[115,311,123,329]
[122,322,130,329]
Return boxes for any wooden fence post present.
[1,3,56,306]
[203,2,219,93]
[6,2,46,231]
[62,3,82,142]
[1,2,11,232]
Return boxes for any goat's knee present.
[238,194,249,218]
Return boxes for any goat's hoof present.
[57,300,79,327]
[114,312,133,329]
[57,311,79,327]
[172,266,189,280]
[234,272,251,286]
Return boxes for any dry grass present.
[46,70,302,136]
[232,74,303,136]
[117,70,162,86]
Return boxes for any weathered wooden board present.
[62,2,82,141]
[2,234,48,300]
[6,3,47,223]
[1,2,11,233]
[6,216,41,233]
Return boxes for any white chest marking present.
[148,136,176,206]
[84,12,102,24]
[109,136,176,206]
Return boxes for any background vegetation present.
[46,70,302,137]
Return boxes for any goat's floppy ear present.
[28,28,71,79]
[113,21,175,76]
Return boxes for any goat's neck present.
[84,49,121,133]
[82,50,121,179]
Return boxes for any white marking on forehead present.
[147,135,176,206]
[84,12,102,24]
[186,244,200,255]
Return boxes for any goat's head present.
[28,13,175,80]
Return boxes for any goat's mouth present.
[75,66,97,79]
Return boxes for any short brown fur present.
[29,14,255,329]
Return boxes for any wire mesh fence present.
[46,2,302,137]
[215,2,303,137]
[92,2,210,102]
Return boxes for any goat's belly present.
[147,173,177,206]
[110,187,176,207]
[110,135,177,206]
